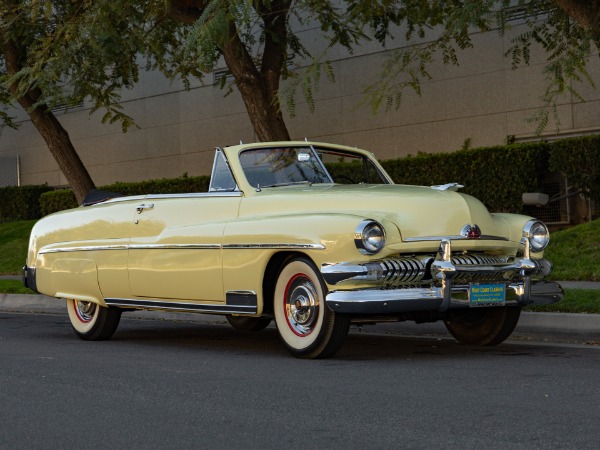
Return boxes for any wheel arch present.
[262,251,316,316]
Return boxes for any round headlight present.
[523,220,550,252]
[355,220,386,255]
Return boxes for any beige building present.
[1,19,599,188]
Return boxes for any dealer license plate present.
[469,283,506,307]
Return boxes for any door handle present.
[136,203,154,214]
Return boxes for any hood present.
[241,184,512,242]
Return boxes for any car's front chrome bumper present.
[322,238,563,315]
[325,280,563,314]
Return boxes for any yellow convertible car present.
[23,141,562,358]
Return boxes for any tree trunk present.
[221,21,291,142]
[169,0,292,142]
[3,39,95,204]
[554,0,600,49]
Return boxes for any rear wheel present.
[66,299,122,341]
[444,306,521,346]
[273,257,350,358]
[226,315,271,332]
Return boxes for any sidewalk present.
[2,291,599,342]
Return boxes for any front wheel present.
[443,306,521,346]
[66,299,122,341]
[273,257,350,358]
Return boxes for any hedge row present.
[2,134,598,220]
[40,174,211,216]
[0,185,53,221]
[380,141,551,213]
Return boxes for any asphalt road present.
[1,311,599,450]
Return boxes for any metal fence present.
[522,171,600,225]
[0,156,19,187]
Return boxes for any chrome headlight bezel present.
[355,219,386,255]
[523,219,550,252]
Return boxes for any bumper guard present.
[323,238,563,315]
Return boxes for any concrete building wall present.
[1,22,599,187]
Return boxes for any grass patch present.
[0,279,35,294]
[525,289,600,314]
[545,219,600,281]
[0,220,36,275]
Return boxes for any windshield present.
[239,146,390,188]
[239,147,332,188]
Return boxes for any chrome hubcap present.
[74,301,96,323]
[285,276,319,336]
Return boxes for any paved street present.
[1,311,599,449]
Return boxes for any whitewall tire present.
[66,299,122,341]
[273,257,349,358]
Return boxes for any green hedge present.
[549,135,600,199]
[380,142,551,213]
[40,174,211,216]
[25,134,600,218]
[0,185,53,221]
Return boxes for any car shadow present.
[95,315,549,361]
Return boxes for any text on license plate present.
[469,283,506,307]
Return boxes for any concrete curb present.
[1,293,599,341]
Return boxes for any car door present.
[127,193,242,302]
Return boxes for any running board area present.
[105,298,257,315]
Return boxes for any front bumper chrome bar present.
[323,238,563,314]
[325,281,563,314]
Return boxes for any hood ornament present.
[461,224,481,239]
[431,183,464,191]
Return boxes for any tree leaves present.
[362,0,599,134]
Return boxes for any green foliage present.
[362,0,599,133]
[380,142,550,213]
[549,135,600,200]
[525,289,600,314]
[0,279,35,294]
[0,220,36,274]
[0,185,53,221]
[40,174,211,216]
[38,190,77,216]
[544,218,600,282]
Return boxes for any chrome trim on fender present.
[222,243,325,250]
[128,244,221,250]
[39,242,324,254]
[39,244,129,254]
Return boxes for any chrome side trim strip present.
[223,243,325,250]
[404,235,509,242]
[128,244,221,250]
[105,298,257,314]
[40,242,325,254]
[39,245,129,254]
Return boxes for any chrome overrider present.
[321,238,563,314]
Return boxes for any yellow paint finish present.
[44,258,105,305]
[29,198,139,302]
[128,196,241,301]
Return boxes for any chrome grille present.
[451,254,513,283]
[376,257,427,285]
[451,254,509,265]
